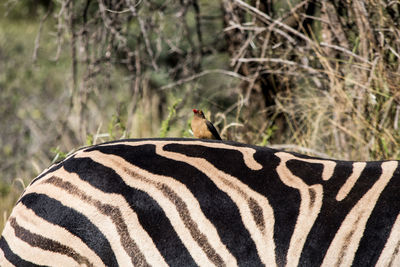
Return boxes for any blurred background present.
[1,0,400,231]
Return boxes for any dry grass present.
[221,0,400,161]
[0,178,26,232]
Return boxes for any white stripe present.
[2,220,78,266]
[336,162,366,201]
[376,213,400,267]
[275,152,324,267]
[322,161,398,267]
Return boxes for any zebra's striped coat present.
[1,138,399,266]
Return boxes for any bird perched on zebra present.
[191,109,222,140]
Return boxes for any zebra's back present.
[1,138,399,266]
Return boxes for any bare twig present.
[220,122,244,137]
[160,69,252,90]
[33,2,53,62]
[125,0,158,70]
[53,0,72,61]
[232,0,315,45]
[387,45,400,59]
[243,30,272,103]
[224,23,266,32]
[301,14,330,24]
[69,0,77,94]
[321,1,349,49]
[98,0,128,46]
[104,0,142,13]
[394,105,400,130]
[320,42,372,64]
[238,57,320,74]
[192,0,203,54]
[230,31,256,67]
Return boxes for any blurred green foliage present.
[160,98,182,138]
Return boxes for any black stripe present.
[62,156,197,266]
[299,161,354,266]
[93,143,266,266]
[286,159,324,186]
[0,235,44,267]
[19,193,117,266]
[352,166,400,266]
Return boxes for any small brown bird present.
[191,109,222,140]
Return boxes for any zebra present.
[0,138,399,266]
